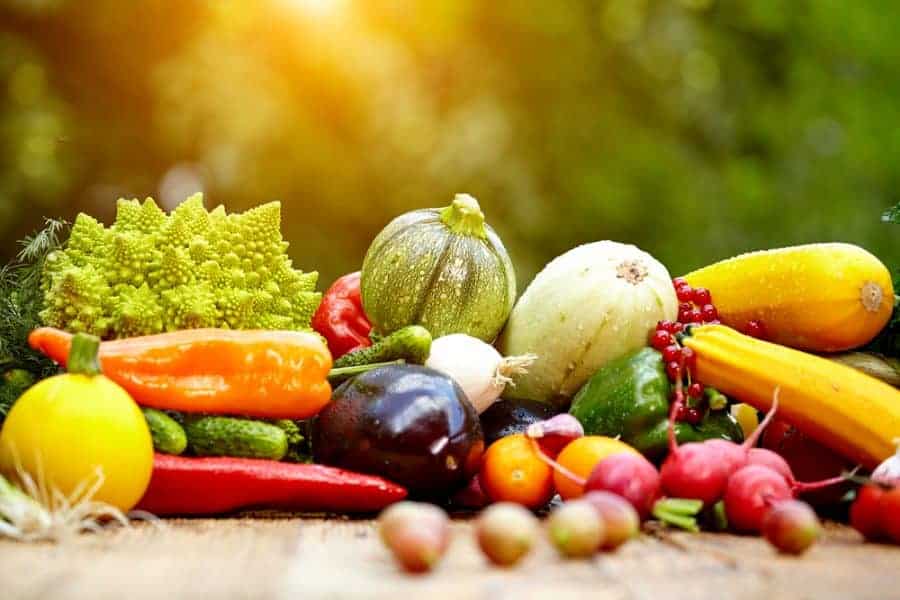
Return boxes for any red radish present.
[582,491,640,550]
[584,452,661,520]
[851,485,886,541]
[724,465,793,533]
[702,439,749,475]
[879,486,900,544]
[724,463,850,533]
[761,417,852,505]
[762,500,821,555]
[746,447,793,481]
[748,447,855,497]
[660,389,780,505]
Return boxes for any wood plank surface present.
[2,519,899,600]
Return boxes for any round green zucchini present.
[360,194,515,342]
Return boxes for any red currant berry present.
[681,347,697,372]
[657,320,677,334]
[691,287,712,306]
[675,403,689,421]
[687,382,704,399]
[678,303,693,323]
[688,308,703,323]
[665,361,681,381]
[672,277,687,287]
[670,321,684,333]
[745,320,767,339]
[676,285,694,302]
[685,408,703,424]
[651,330,672,350]
[701,304,718,322]
[662,344,682,364]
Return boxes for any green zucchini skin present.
[333,325,432,369]
[361,195,516,342]
[184,416,288,460]
[142,408,188,455]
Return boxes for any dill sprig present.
[0,218,69,380]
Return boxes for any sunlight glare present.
[279,0,345,18]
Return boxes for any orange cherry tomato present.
[554,436,639,500]
[480,434,554,509]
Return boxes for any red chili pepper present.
[136,454,407,516]
[312,271,372,359]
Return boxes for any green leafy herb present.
[0,219,69,424]
[867,203,899,358]
[269,419,313,463]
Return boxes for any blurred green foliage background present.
[1,0,897,290]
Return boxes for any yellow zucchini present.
[683,324,900,469]
[684,243,894,352]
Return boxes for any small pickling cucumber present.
[142,408,188,455]
[184,415,288,460]
[330,325,432,383]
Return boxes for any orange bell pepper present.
[29,327,333,419]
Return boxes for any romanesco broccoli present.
[40,194,321,338]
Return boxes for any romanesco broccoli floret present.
[40,194,321,338]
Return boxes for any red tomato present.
[879,486,900,544]
[851,485,886,541]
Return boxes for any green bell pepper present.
[569,347,743,461]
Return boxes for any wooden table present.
[2,518,898,599]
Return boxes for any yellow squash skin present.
[684,324,900,469]
[684,243,894,352]
[0,374,153,511]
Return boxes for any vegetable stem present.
[327,359,406,382]
[652,498,701,532]
[67,334,102,377]
[439,194,487,239]
[656,498,703,516]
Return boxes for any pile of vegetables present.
[0,192,899,564]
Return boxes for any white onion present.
[872,439,900,485]
[425,334,536,413]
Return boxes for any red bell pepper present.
[136,454,407,516]
[312,271,372,359]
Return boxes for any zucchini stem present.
[439,194,487,239]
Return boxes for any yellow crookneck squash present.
[684,324,900,469]
[684,243,894,352]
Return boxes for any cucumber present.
[184,415,288,460]
[142,408,187,455]
[330,325,432,383]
